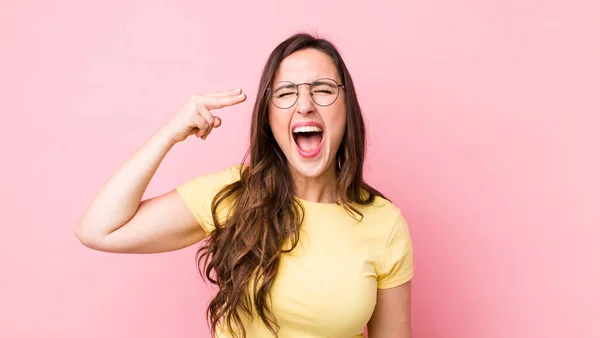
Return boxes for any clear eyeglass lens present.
[271,79,340,108]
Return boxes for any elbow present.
[74,220,104,251]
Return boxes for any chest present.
[267,217,382,336]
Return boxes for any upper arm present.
[77,165,242,254]
[367,281,412,337]
[80,189,207,254]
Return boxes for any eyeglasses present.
[268,78,345,109]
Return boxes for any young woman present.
[75,33,414,338]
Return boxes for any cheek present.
[328,109,347,143]
[268,108,290,143]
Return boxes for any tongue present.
[295,133,322,153]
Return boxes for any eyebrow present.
[274,83,297,92]
[273,79,339,92]
[312,79,337,88]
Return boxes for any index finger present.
[204,89,243,97]
[201,92,247,110]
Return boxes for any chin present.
[289,158,329,178]
[287,141,336,178]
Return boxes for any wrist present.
[153,126,179,148]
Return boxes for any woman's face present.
[268,48,346,178]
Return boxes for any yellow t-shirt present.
[176,165,414,338]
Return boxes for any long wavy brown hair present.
[196,33,386,337]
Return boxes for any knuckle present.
[184,101,197,115]
[189,94,202,102]
[198,118,209,129]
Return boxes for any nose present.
[295,85,315,116]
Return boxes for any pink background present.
[1,0,599,337]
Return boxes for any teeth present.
[293,125,323,133]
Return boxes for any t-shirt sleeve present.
[377,213,414,289]
[175,165,242,235]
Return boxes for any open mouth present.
[292,125,324,158]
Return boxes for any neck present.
[289,163,337,204]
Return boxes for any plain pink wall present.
[1,0,598,337]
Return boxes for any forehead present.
[273,48,340,84]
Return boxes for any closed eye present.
[277,92,296,98]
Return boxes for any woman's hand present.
[163,89,247,143]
